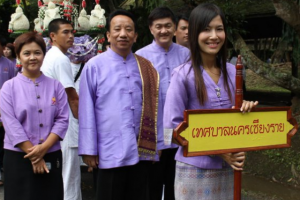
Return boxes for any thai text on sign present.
[175,107,297,156]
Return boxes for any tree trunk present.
[231,33,300,96]
[271,39,287,64]
[272,0,300,38]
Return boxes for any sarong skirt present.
[175,161,234,200]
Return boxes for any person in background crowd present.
[3,43,16,65]
[0,36,15,187]
[41,18,82,200]
[3,43,21,76]
[174,14,189,48]
[78,9,163,200]
[136,6,189,200]
[0,38,15,88]
[0,32,69,200]
[163,3,258,199]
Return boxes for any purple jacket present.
[0,56,15,89]
[0,73,69,152]
[163,62,236,169]
[136,41,190,149]
[78,48,164,169]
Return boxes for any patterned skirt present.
[175,161,234,200]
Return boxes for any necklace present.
[205,68,221,76]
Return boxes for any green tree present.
[0,0,16,40]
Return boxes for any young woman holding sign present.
[163,3,258,200]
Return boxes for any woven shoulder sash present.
[134,54,159,160]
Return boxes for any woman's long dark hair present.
[188,3,232,105]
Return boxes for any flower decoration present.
[67,35,98,63]
[43,37,52,52]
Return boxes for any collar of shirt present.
[107,47,134,61]
[17,72,46,83]
[51,46,66,55]
[151,40,174,53]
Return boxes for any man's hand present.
[83,155,99,168]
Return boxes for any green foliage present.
[281,22,300,73]
[245,131,300,184]
[0,0,16,39]
[143,0,165,12]
[9,30,29,39]
[262,149,300,170]
[130,6,153,51]
[0,0,39,40]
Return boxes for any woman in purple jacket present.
[0,32,69,200]
[163,3,258,200]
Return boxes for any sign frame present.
[173,106,298,157]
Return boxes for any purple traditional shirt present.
[0,56,15,89]
[0,73,69,152]
[78,48,163,169]
[136,41,190,149]
[163,62,236,169]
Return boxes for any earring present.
[16,58,22,68]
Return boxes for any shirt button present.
[35,83,39,86]
[130,106,135,110]
[37,95,40,99]
[166,67,170,69]
[123,61,126,64]
[132,124,135,128]
[126,75,130,78]
[129,90,133,94]
[38,109,42,113]
[39,123,43,127]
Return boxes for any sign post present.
[173,56,298,200]
[234,55,244,200]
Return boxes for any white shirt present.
[41,46,75,89]
[41,46,77,147]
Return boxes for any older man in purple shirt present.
[78,10,163,200]
[135,7,190,200]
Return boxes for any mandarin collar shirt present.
[0,73,69,152]
[163,62,236,169]
[78,48,163,169]
[0,56,15,89]
[136,40,190,149]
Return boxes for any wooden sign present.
[173,107,298,157]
